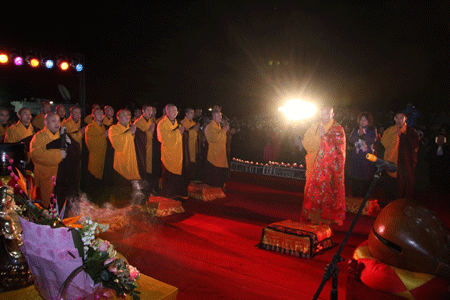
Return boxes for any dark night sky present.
[1,1,448,118]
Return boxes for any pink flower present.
[128,265,140,281]
[108,265,118,274]
[104,257,116,266]
[51,176,56,181]
[98,240,110,252]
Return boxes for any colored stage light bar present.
[0,47,84,71]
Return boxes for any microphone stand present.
[312,165,384,300]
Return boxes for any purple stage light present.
[14,56,23,66]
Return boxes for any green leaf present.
[71,229,84,259]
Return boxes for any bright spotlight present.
[58,60,69,71]
[41,53,54,69]
[0,52,8,64]
[279,99,317,121]
[44,59,54,69]
[74,63,83,72]
[28,57,40,68]
[13,56,23,66]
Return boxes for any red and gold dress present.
[302,120,346,225]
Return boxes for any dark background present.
[1,1,448,118]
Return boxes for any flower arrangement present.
[72,218,141,299]
[5,155,141,299]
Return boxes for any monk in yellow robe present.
[102,105,115,128]
[157,104,187,198]
[55,105,67,123]
[4,108,38,150]
[84,103,101,124]
[180,108,199,181]
[134,105,157,191]
[32,101,52,130]
[30,113,66,208]
[204,111,229,189]
[84,108,107,196]
[108,109,140,185]
[0,107,11,143]
[62,106,85,147]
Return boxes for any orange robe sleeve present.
[108,123,141,180]
[157,116,183,175]
[85,122,107,179]
[84,115,94,124]
[4,122,35,144]
[381,125,402,178]
[181,118,197,163]
[204,121,228,168]
[30,128,63,208]
[32,113,45,130]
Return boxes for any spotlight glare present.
[279,99,317,121]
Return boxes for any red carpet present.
[100,172,449,300]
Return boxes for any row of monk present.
[0,103,231,209]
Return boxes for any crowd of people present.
[227,103,450,194]
[0,102,231,211]
[0,100,448,223]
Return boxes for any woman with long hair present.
[349,112,377,197]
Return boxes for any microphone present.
[366,153,398,173]
[60,127,66,149]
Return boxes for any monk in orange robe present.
[85,108,107,195]
[108,109,140,181]
[301,106,346,226]
[62,106,86,147]
[101,105,116,186]
[134,105,157,191]
[180,108,199,182]
[4,108,38,150]
[108,109,141,202]
[30,113,66,208]
[102,105,115,128]
[55,105,67,123]
[0,107,12,143]
[32,101,52,130]
[203,111,229,189]
[157,104,187,198]
[84,103,101,125]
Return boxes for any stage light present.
[13,56,23,66]
[74,63,83,72]
[0,49,8,64]
[29,58,40,67]
[40,53,54,69]
[10,50,23,66]
[70,58,84,72]
[26,51,40,68]
[0,54,8,64]
[44,59,54,69]
[279,99,317,121]
[59,60,69,71]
